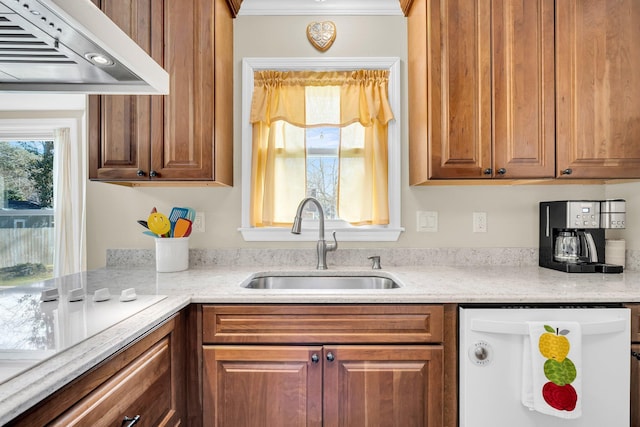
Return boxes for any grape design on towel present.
[538,324,578,411]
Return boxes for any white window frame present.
[239,57,404,242]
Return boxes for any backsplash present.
[106,247,638,271]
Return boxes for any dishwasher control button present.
[468,340,493,366]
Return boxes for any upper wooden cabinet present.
[408,0,554,182]
[89,0,233,186]
[408,0,640,183]
[555,0,640,179]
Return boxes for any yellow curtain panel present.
[250,70,394,227]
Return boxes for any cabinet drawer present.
[51,337,174,427]
[202,305,444,344]
[10,313,184,427]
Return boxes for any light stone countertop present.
[2,264,640,424]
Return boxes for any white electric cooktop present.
[0,278,165,383]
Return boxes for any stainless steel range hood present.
[0,0,168,94]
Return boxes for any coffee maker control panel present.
[600,199,626,229]
[567,201,600,229]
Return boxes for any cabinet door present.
[323,345,444,427]
[492,0,555,178]
[155,0,211,180]
[556,0,640,178]
[426,0,492,179]
[88,0,157,181]
[203,345,323,427]
[90,0,234,184]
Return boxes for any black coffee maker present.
[539,200,625,273]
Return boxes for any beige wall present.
[2,16,638,269]
[72,15,640,267]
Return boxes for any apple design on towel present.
[538,325,570,361]
[542,382,578,411]
[538,324,578,411]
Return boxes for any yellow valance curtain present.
[250,70,394,227]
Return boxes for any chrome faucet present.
[291,197,338,269]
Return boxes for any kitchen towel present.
[522,321,582,419]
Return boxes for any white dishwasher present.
[459,305,630,427]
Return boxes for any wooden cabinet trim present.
[202,305,445,344]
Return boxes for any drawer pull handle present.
[311,353,319,363]
[122,415,141,427]
[326,352,335,362]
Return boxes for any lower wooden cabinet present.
[9,311,186,426]
[204,344,443,427]
[201,304,455,427]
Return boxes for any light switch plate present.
[193,212,205,233]
[417,211,438,232]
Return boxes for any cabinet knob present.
[483,168,492,175]
[136,170,145,177]
[122,415,141,427]
[326,352,335,362]
[311,353,320,364]
[149,170,158,177]
[497,168,506,175]
[561,168,573,175]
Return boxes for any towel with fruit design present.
[522,321,582,419]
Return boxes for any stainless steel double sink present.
[243,275,401,290]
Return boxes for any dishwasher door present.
[459,307,630,427]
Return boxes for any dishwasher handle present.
[471,318,627,336]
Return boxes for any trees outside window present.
[0,140,54,286]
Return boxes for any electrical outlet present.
[417,211,438,232]
[193,211,205,233]
[473,212,487,233]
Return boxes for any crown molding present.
[238,0,402,16]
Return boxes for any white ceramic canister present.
[155,237,190,272]
[605,239,626,267]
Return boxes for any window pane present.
[305,127,339,220]
[0,141,54,287]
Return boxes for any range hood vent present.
[0,0,168,94]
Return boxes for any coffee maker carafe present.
[540,200,625,273]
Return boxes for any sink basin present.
[243,275,401,290]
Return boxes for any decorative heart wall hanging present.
[306,21,337,52]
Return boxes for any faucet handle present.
[368,255,381,270]
[327,230,338,251]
